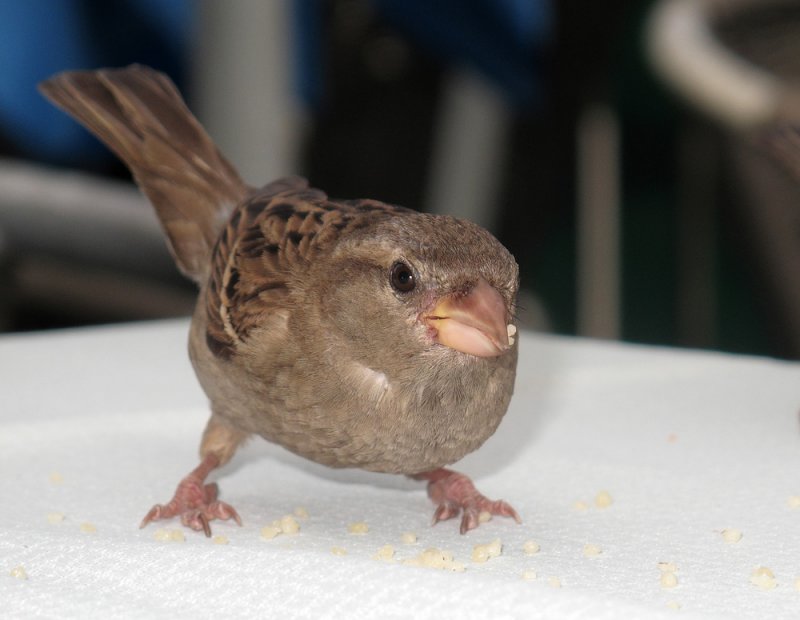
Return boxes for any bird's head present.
[307,210,519,368]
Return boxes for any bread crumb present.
[153,528,184,542]
[788,496,800,509]
[750,566,777,590]
[522,540,540,555]
[658,561,679,590]
[212,535,229,545]
[594,490,613,509]
[401,532,417,544]
[280,515,301,535]
[666,601,681,610]
[372,544,395,561]
[547,576,562,588]
[507,324,517,346]
[471,539,502,563]
[660,572,679,589]
[521,570,537,581]
[330,546,348,556]
[348,521,369,535]
[79,522,96,534]
[404,548,465,572]
[293,506,309,519]
[478,511,492,524]
[721,528,742,543]
[49,472,64,485]
[583,543,602,557]
[667,433,678,443]
[794,577,800,591]
[573,500,589,512]
[260,525,282,540]
[47,512,65,524]
[9,566,28,580]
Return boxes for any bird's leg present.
[140,415,247,537]
[411,468,521,534]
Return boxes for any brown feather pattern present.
[205,180,409,358]
[38,64,250,282]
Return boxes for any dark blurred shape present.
[648,0,800,357]
[0,0,793,362]
[0,160,194,331]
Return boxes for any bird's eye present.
[390,261,416,293]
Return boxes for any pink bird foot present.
[413,468,521,534]
[139,454,241,537]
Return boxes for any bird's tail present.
[39,64,250,282]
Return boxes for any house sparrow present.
[40,65,520,535]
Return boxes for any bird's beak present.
[424,278,513,357]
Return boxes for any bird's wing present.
[204,184,409,359]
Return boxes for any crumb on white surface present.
[49,472,64,485]
[330,546,348,556]
[212,535,229,545]
[372,544,395,561]
[260,525,282,540]
[573,500,589,512]
[750,566,777,590]
[594,490,613,509]
[9,566,28,580]
[788,496,800,509]
[404,548,465,572]
[667,601,681,610]
[660,572,679,589]
[522,540,540,555]
[154,528,185,542]
[583,543,602,557]
[348,522,369,535]
[46,512,65,524]
[471,539,502,563]
[280,515,301,535]
[658,562,678,573]
[79,522,96,534]
[547,576,562,588]
[721,528,743,543]
[293,506,309,520]
[261,515,301,540]
[401,532,417,545]
[478,511,492,524]
[522,570,537,581]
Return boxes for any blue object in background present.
[375,0,550,106]
[0,0,191,164]
[292,0,551,110]
[6,0,549,162]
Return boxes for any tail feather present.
[39,64,250,282]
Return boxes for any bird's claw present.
[139,477,241,537]
[420,468,521,534]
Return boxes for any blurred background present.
[1,0,800,359]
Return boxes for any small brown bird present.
[40,65,520,535]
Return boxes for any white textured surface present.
[2,319,800,618]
